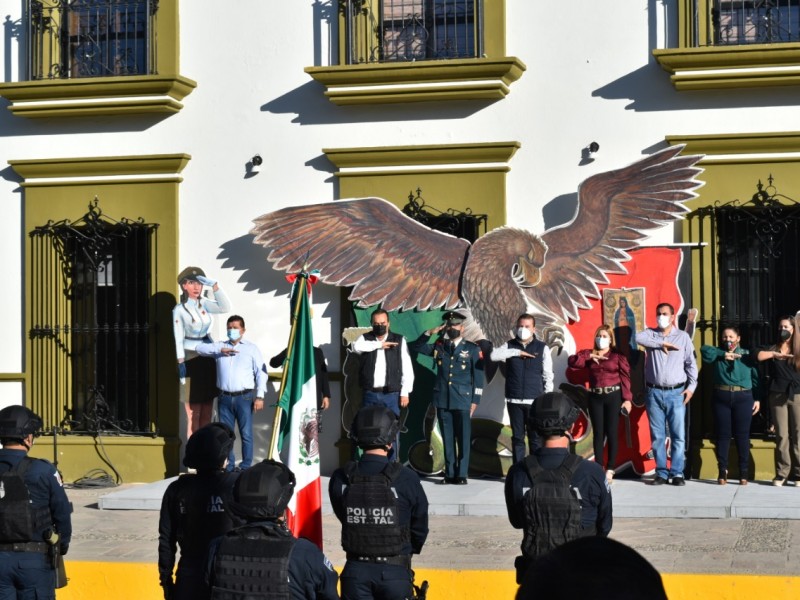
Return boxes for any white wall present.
[3,0,800,471]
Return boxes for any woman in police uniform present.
[173,266,230,439]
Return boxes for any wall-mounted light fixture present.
[580,142,600,164]
[250,154,263,174]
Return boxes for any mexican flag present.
[271,274,323,548]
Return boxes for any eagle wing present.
[250,197,469,311]
[532,145,704,321]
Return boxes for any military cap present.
[442,311,466,325]
[177,266,206,284]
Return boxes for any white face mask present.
[595,336,610,350]
[517,327,533,340]
[657,315,671,329]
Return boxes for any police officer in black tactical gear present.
[159,422,238,600]
[207,459,339,600]
[0,405,72,600]
[329,406,429,600]
[504,391,612,584]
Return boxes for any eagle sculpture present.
[250,146,703,348]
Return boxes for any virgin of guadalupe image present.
[614,296,637,352]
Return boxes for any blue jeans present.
[218,390,254,470]
[645,387,686,479]
[362,390,401,461]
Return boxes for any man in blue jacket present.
[411,311,484,484]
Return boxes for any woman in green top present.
[701,326,760,485]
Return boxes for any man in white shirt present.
[351,309,415,461]
[196,315,267,471]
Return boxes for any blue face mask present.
[227,328,241,342]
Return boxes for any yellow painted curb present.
[58,562,800,599]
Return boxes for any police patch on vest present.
[345,505,396,525]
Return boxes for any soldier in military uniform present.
[158,422,238,600]
[329,406,428,600]
[0,406,72,600]
[410,311,484,484]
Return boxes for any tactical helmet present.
[349,405,400,449]
[227,460,296,521]
[529,392,580,437]
[183,422,236,470]
[0,405,43,442]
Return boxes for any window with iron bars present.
[342,0,483,64]
[710,0,800,45]
[28,0,157,80]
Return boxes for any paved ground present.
[65,476,800,575]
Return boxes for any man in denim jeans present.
[196,315,267,471]
[635,303,698,486]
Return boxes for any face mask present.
[227,328,241,342]
[723,340,734,351]
[657,315,671,329]
[445,327,460,340]
[595,337,610,350]
[517,327,533,340]
[372,324,387,336]
[780,329,792,341]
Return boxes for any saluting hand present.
[381,341,399,349]
[661,342,679,354]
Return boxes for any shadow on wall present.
[217,234,288,295]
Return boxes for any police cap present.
[183,422,235,470]
[528,392,580,437]
[442,311,466,325]
[228,459,296,521]
[349,405,400,449]
[177,266,206,284]
[0,405,43,442]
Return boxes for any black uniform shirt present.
[329,454,429,555]
[0,448,72,553]
[157,470,238,583]
[504,447,612,536]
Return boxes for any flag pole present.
[268,270,309,459]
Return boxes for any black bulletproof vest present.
[521,454,585,559]
[211,523,296,600]
[341,461,409,557]
[358,332,403,392]
[175,475,233,556]
[0,457,51,543]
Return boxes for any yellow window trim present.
[9,154,191,184]
[0,0,194,118]
[666,131,800,163]
[306,58,526,105]
[324,141,520,169]
[309,1,524,105]
[655,0,800,91]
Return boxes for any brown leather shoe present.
[739,479,748,486]
[718,469,727,485]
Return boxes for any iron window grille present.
[402,188,487,243]
[27,0,158,80]
[710,0,800,45]
[29,198,159,435]
[341,0,483,64]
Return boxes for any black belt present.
[219,389,252,397]
[591,385,621,395]
[346,553,411,567]
[368,387,396,394]
[0,542,49,553]
[647,382,686,391]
